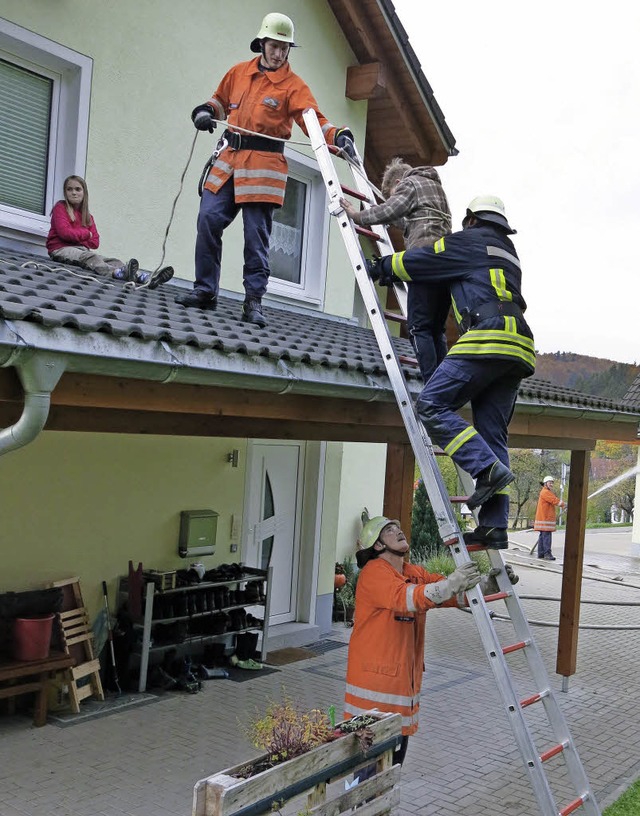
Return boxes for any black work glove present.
[334,128,356,160]
[191,104,216,133]
[366,256,396,287]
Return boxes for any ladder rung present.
[560,794,589,815]
[520,691,548,708]
[355,225,382,240]
[540,741,567,763]
[398,355,419,368]
[340,184,371,202]
[384,310,407,324]
[502,640,529,655]
[449,495,469,503]
[482,591,509,603]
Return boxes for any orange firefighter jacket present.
[203,57,341,206]
[534,485,566,532]
[344,558,459,736]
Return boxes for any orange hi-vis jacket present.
[344,558,459,736]
[203,57,340,206]
[534,485,565,532]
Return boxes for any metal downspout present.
[0,354,66,457]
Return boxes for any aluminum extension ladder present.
[303,108,601,816]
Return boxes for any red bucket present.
[13,615,54,662]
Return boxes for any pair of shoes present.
[112,258,139,281]
[543,554,556,561]
[463,526,509,549]
[175,289,217,309]
[242,297,267,327]
[139,265,174,290]
[467,461,514,509]
[236,658,263,671]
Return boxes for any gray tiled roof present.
[623,372,640,408]
[0,249,638,418]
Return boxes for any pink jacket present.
[46,201,100,253]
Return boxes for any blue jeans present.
[416,356,524,529]
[194,181,274,299]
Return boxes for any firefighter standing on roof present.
[176,12,356,327]
[367,196,535,550]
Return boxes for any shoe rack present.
[118,565,272,692]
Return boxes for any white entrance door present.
[243,442,303,625]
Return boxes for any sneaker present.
[467,460,514,509]
[463,526,509,549]
[112,258,139,281]
[145,265,175,290]
[543,554,556,561]
[242,297,267,327]
[175,289,217,309]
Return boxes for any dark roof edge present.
[376,0,459,157]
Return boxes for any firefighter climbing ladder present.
[303,108,601,816]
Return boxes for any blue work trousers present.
[195,181,274,299]
[407,282,450,383]
[536,531,553,558]
[416,356,523,528]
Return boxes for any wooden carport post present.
[383,443,415,537]
[556,449,591,687]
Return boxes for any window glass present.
[269,176,306,284]
[0,59,52,214]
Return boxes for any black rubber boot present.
[175,289,217,309]
[242,297,266,327]
[467,460,514,509]
[463,526,509,549]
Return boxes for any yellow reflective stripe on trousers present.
[434,237,446,253]
[451,296,463,325]
[489,268,513,301]
[391,252,410,281]
[444,426,478,456]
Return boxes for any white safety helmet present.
[464,194,516,234]
[250,12,296,52]
[356,516,400,568]
[542,475,555,485]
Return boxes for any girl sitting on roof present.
[46,176,173,289]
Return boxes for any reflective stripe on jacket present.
[344,558,458,736]
[534,486,565,532]
[203,57,339,206]
[385,224,536,375]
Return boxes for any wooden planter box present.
[192,711,402,816]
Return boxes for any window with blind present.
[0,59,53,215]
[0,20,92,240]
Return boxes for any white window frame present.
[267,147,329,308]
[0,19,92,242]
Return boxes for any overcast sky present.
[392,0,639,365]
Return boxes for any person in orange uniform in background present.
[534,476,566,561]
[176,11,356,327]
[344,516,481,767]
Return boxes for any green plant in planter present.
[243,691,335,768]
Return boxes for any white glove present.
[422,562,481,605]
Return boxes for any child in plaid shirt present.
[341,158,452,382]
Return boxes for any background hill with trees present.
[535,352,639,400]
